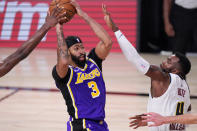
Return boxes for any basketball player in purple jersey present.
[52,0,112,130]
[0,7,64,78]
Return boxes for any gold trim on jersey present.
[67,67,78,119]
[88,58,98,67]
[88,58,105,81]
[83,119,91,131]
[83,119,86,129]
[69,121,73,131]
[76,63,88,71]
[76,58,98,72]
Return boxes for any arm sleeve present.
[115,30,150,74]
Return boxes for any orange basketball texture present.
[49,0,76,23]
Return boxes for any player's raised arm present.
[55,22,70,78]
[102,4,169,81]
[71,0,112,60]
[0,7,64,78]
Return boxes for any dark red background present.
[0,0,137,52]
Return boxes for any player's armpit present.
[145,65,169,81]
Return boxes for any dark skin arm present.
[163,0,175,37]
[55,22,70,78]
[0,7,65,78]
[71,0,113,60]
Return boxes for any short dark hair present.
[175,52,191,76]
[65,36,82,48]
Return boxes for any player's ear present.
[68,48,71,55]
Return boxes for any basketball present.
[49,0,77,24]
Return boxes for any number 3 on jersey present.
[176,102,184,115]
[88,81,100,98]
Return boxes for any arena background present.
[0,0,197,131]
[0,0,137,51]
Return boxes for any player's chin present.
[160,64,168,73]
[79,58,86,63]
[79,55,86,61]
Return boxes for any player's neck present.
[70,61,85,69]
[70,61,78,68]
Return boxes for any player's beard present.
[70,53,86,68]
[160,64,172,73]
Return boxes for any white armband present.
[115,30,150,74]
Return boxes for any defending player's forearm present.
[164,114,197,124]
[11,23,51,60]
[115,30,150,74]
[0,23,51,77]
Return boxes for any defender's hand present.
[102,4,118,32]
[129,114,147,129]
[142,112,166,127]
[45,7,68,28]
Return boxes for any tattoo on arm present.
[56,26,68,58]
[59,48,69,58]
[57,30,66,47]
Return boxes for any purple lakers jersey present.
[67,58,106,120]
[52,49,107,121]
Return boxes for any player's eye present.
[74,47,79,51]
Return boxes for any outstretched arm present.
[103,4,169,81]
[71,0,112,60]
[55,23,69,78]
[142,112,197,126]
[0,7,64,78]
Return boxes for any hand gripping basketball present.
[49,0,77,24]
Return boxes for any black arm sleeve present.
[88,48,103,71]
[52,66,70,89]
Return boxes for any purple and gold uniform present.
[52,49,109,131]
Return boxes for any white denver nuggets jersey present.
[147,73,191,131]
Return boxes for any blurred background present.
[0,0,197,130]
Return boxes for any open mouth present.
[79,55,85,61]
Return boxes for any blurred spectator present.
[163,0,197,55]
